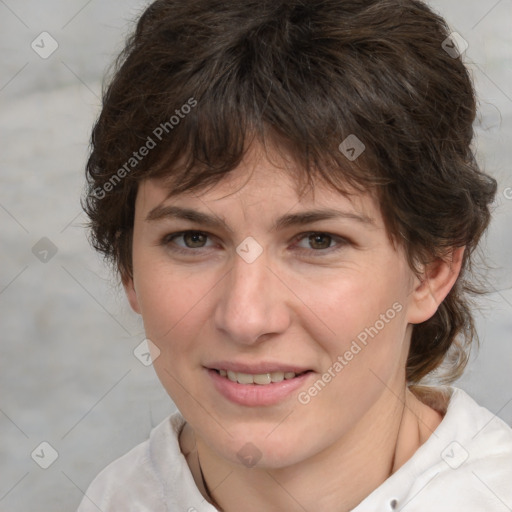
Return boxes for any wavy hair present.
[83,0,497,384]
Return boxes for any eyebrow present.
[145,205,374,232]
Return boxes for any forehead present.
[137,142,381,225]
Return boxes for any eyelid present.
[161,229,349,256]
[162,230,215,248]
[292,231,350,254]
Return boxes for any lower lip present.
[207,369,313,406]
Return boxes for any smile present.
[214,369,309,385]
[207,368,314,406]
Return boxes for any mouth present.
[206,365,314,406]
[213,368,312,385]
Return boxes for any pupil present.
[310,234,330,249]
[186,232,205,247]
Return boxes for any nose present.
[214,248,291,345]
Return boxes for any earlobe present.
[122,275,141,314]
[407,246,465,324]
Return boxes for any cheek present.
[296,269,412,417]
[300,268,409,350]
[293,278,410,439]
[133,262,214,349]
[134,266,216,406]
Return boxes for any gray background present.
[0,1,511,510]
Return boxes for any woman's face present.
[125,144,428,468]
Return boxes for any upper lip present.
[205,361,312,374]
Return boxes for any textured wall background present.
[0,1,511,510]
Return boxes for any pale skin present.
[124,142,464,511]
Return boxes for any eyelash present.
[160,230,349,257]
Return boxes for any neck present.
[183,386,443,512]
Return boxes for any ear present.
[122,274,141,315]
[407,246,465,324]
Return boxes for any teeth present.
[220,370,299,385]
[253,373,272,385]
[237,372,254,385]
[270,371,284,382]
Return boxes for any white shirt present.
[77,387,512,511]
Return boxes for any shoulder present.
[419,387,512,509]
[77,411,186,512]
[354,387,512,511]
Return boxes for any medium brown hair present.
[83,0,497,384]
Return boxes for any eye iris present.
[184,232,207,248]
[309,233,331,250]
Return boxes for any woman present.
[78,0,512,510]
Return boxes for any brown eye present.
[307,233,333,250]
[162,231,214,254]
[182,232,208,248]
[296,232,335,250]
[293,232,349,256]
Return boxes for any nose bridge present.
[214,246,289,344]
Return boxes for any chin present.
[209,423,316,470]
